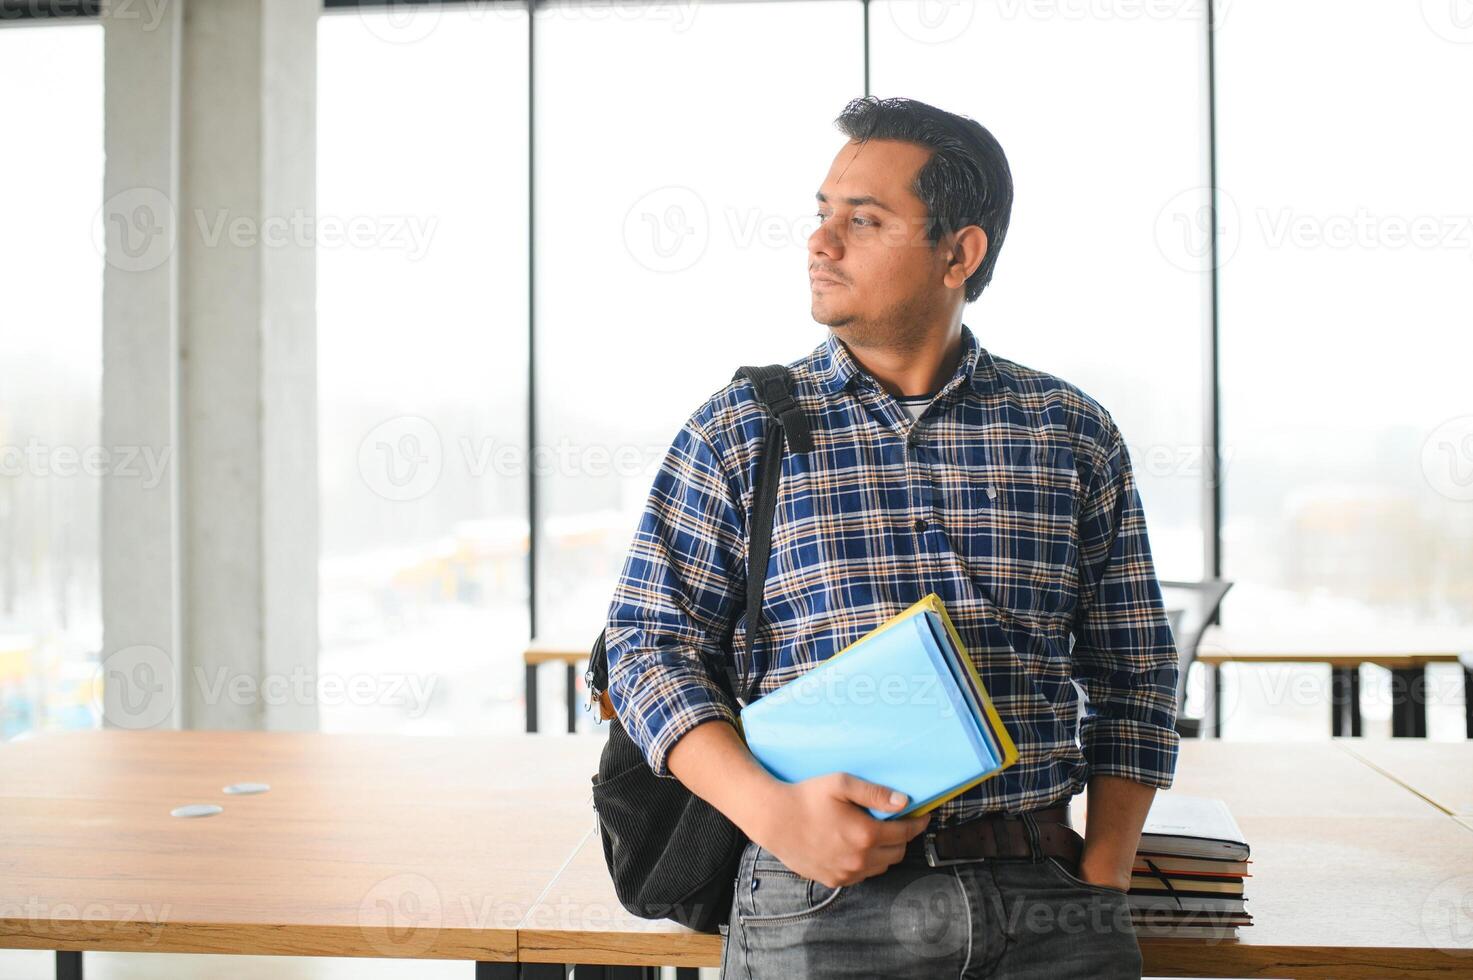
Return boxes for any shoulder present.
[986,353,1123,482]
[676,342,825,492]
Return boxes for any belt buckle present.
[922,831,974,868]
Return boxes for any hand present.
[1077,850,1132,893]
[752,773,934,890]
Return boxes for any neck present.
[837,322,966,399]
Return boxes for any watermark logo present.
[359,873,443,957]
[1421,0,1473,43]
[623,186,709,273]
[358,416,444,502]
[1421,872,1473,956]
[1155,186,1240,274]
[887,0,975,44]
[94,186,176,273]
[1421,415,1473,501]
[889,873,969,958]
[93,645,176,730]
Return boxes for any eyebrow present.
[815,190,895,214]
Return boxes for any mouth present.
[810,276,844,289]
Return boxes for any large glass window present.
[0,22,105,740]
[317,7,530,734]
[869,0,1211,582]
[1215,0,1473,738]
[532,0,866,669]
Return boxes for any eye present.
[814,211,873,227]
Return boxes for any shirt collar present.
[812,322,999,398]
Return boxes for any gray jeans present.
[718,817,1142,979]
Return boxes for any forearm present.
[666,718,790,842]
[1079,773,1155,891]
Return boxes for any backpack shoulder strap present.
[733,364,813,453]
[731,364,810,703]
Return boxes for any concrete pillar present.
[178,0,318,730]
[100,0,184,731]
[100,0,319,731]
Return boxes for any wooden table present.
[1197,628,1473,738]
[0,732,600,978]
[1340,741,1473,817]
[4,733,1472,978]
[523,642,591,734]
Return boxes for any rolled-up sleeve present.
[604,416,746,779]
[1070,418,1181,789]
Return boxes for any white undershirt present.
[897,397,930,421]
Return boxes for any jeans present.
[718,816,1142,979]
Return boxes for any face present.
[808,138,981,350]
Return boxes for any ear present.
[944,226,989,290]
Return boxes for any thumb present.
[841,774,908,811]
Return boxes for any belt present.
[903,803,1083,868]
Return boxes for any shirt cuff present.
[609,667,741,780]
[1079,715,1180,790]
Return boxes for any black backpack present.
[585,364,813,934]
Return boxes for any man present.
[604,96,1179,979]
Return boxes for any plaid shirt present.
[604,323,1179,823]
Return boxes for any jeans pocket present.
[1042,856,1129,897]
[738,846,847,926]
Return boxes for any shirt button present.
[913,517,928,533]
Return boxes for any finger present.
[837,773,910,812]
[871,812,933,846]
[869,841,910,869]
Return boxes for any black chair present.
[1159,578,1234,738]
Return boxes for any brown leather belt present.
[903,803,1084,868]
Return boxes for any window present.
[533,0,866,681]
[0,22,105,739]
[317,7,530,734]
[1215,0,1473,738]
[870,0,1211,582]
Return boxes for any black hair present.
[834,96,1013,303]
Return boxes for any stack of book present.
[738,593,1019,820]
[1125,794,1253,939]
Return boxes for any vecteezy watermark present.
[623,186,710,274]
[93,186,177,274]
[886,0,1227,45]
[1423,415,1473,502]
[192,209,437,261]
[1124,441,1235,487]
[95,645,178,730]
[358,873,443,958]
[1421,872,1473,956]
[91,649,439,729]
[624,189,950,273]
[1155,186,1241,274]
[0,0,168,29]
[355,416,669,503]
[353,0,699,46]
[1421,0,1473,44]
[0,897,172,946]
[1256,207,1473,255]
[101,0,170,31]
[1158,185,1473,272]
[889,873,970,958]
[92,188,438,273]
[779,669,962,718]
[0,439,172,490]
[358,417,445,503]
[191,666,439,719]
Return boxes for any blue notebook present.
[737,594,1019,820]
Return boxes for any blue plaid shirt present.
[604,323,1179,823]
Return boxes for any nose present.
[808,215,842,264]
